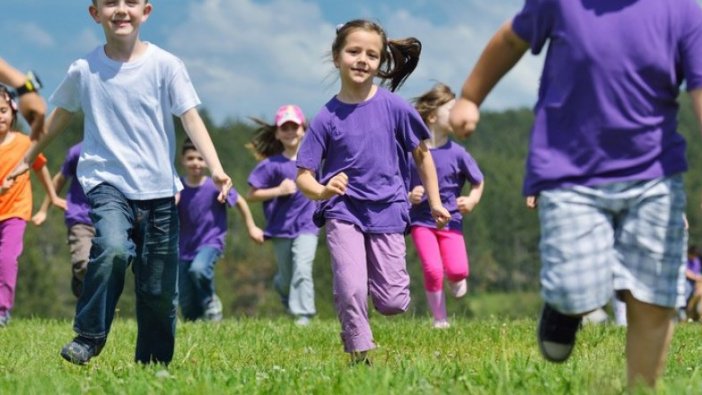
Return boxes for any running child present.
[296,19,451,364]
[408,83,484,329]
[0,86,62,326]
[178,138,264,322]
[7,0,232,365]
[247,104,319,326]
[33,142,93,298]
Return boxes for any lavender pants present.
[326,219,410,353]
[0,218,26,316]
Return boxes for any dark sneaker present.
[60,336,106,365]
[537,304,582,363]
[349,351,372,367]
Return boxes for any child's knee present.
[373,292,410,316]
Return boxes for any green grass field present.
[0,313,701,394]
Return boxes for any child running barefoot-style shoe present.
[448,279,468,298]
[537,304,582,363]
[60,336,106,365]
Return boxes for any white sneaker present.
[448,279,467,298]
[433,319,450,329]
[294,316,311,326]
[204,295,223,322]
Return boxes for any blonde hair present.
[412,83,456,125]
[332,19,422,92]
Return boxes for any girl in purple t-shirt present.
[296,19,451,364]
[247,104,319,326]
[408,83,484,329]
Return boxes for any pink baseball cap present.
[274,104,305,127]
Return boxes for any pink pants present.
[410,226,469,292]
[0,218,26,315]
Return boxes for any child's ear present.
[88,5,100,23]
[427,112,438,125]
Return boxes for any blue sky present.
[2,0,542,124]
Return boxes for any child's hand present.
[431,205,451,229]
[211,170,233,203]
[248,225,265,245]
[31,210,47,226]
[449,98,480,138]
[526,195,538,209]
[52,196,67,211]
[457,196,478,214]
[408,186,425,205]
[278,178,297,196]
[4,161,30,191]
[0,176,17,195]
[320,172,348,200]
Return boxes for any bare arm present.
[450,20,530,138]
[457,181,485,215]
[296,168,348,201]
[6,108,73,183]
[35,166,65,211]
[32,172,68,226]
[412,142,450,227]
[0,59,46,141]
[234,195,264,244]
[180,108,231,202]
[247,179,297,202]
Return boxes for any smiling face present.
[89,0,152,42]
[0,93,16,138]
[181,148,207,179]
[275,121,305,151]
[334,28,383,90]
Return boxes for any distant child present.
[684,245,702,320]
[33,142,93,298]
[449,0,702,388]
[178,138,264,322]
[296,19,451,364]
[7,0,232,365]
[0,86,62,327]
[247,105,319,326]
[408,83,484,329]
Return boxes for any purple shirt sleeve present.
[511,0,555,55]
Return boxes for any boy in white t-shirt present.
[8,0,231,365]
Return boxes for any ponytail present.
[246,117,283,160]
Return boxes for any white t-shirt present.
[50,43,200,200]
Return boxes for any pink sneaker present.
[448,279,467,298]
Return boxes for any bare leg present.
[623,291,675,389]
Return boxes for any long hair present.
[332,19,422,92]
[412,83,456,125]
[246,117,284,160]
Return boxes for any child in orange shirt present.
[0,86,61,326]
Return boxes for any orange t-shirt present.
[0,132,47,222]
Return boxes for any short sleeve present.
[49,63,82,112]
[680,0,702,90]
[60,147,79,179]
[168,59,201,116]
[296,116,328,172]
[458,149,484,185]
[248,160,275,189]
[511,0,556,55]
[396,102,429,153]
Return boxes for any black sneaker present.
[60,336,106,365]
[537,304,582,363]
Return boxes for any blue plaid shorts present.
[538,175,687,314]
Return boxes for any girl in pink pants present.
[409,83,485,328]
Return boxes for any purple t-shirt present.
[297,87,430,233]
[512,0,702,195]
[61,143,92,227]
[178,177,238,260]
[409,141,483,231]
[248,154,318,238]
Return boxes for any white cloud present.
[13,23,55,48]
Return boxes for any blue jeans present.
[75,183,179,364]
[178,246,221,321]
[272,234,318,317]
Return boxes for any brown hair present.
[332,19,422,92]
[0,86,18,128]
[246,117,283,160]
[412,83,456,125]
[181,137,197,156]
